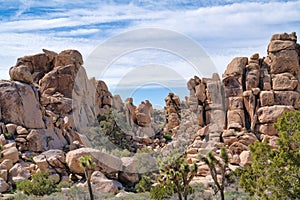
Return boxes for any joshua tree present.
[79,155,96,200]
[200,147,229,200]
[158,153,198,200]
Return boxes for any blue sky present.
[1,0,300,107]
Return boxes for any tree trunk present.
[85,169,94,200]
[183,185,188,200]
[220,189,224,200]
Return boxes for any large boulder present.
[118,157,140,187]
[0,178,9,193]
[272,73,298,91]
[33,150,66,172]
[0,81,45,129]
[9,65,33,84]
[66,148,122,175]
[222,57,248,77]
[90,171,119,194]
[13,50,56,83]
[8,162,31,184]
[0,146,19,164]
[257,105,294,124]
[267,50,299,75]
[27,129,67,152]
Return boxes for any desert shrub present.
[238,110,300,199]
[163,133,172,141]
[150,182,175,200]
[16,171,57,196]
[135,174,155,193]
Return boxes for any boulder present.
[66,148,122,175]
[223,57,248,77]
[0,178,9,193]
[257,105,294,123]
[260,91,274,107]
[228,97,244,110]
[245,69,260,90]
[270,32,297,41]
[239,151,251,167]
[257,124,278,136]
[0,159,13,171]
[274,91,299,108]
[39,64,79,98]
[135,100,153,127]
[27,129,67,152]
[0,81,45,129]
[15,50,55,83]
[268,50,299,75]
[272,73,298,91]
[0,146,19,164]
[55,49,83,69]
[227,110,245,129]
[268,40,296,52]
[229,142,248,155]
[9,65,33,84]
[8,162,30,184]
[34,150,66,172]
[118,157,140,187]
[90,171,118,194]
[223,76,243,97]
[112,95,124,111]
[5,124,17,135]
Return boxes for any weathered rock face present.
[0,49,118,193]
[164,93,181,133]
[94,80,113,117]
[222,32,300,154]
[186,74,225,141]
[124,97,137,129]
[0,81,45,129]
[66,148,122,175]
[135,100,153,128]
[11,49,56,83]
[90,171,119,194]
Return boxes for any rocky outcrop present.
[0,49,120,193]
[0,81,45,129]
[222,32,300,157]
[66,148,122,175]
[164,93,181,134]
[0,32,299,194]
[186,74,225,141]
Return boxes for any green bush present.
[135,175,154,193]
[16,171,57,196]
[150,182,175,200]
[163,133,172,141]
[238,110,300,199]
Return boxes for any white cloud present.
[0,0,299,87]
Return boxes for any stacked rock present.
[187,74,225,141]
[164,93,181,134]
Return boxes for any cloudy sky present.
[1,0,300,106]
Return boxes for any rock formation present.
[0,49,133,193]
[186,74,225,141]
[222,32,299,149]
[164,93,181,134]
[0,32,299,195]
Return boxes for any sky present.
[1,0,300,107]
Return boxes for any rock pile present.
[0,49,142,193]
[186,32,300,181]
[0,32,299,195]
[186,74,225,141]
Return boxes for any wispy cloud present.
[0,0,299,88]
